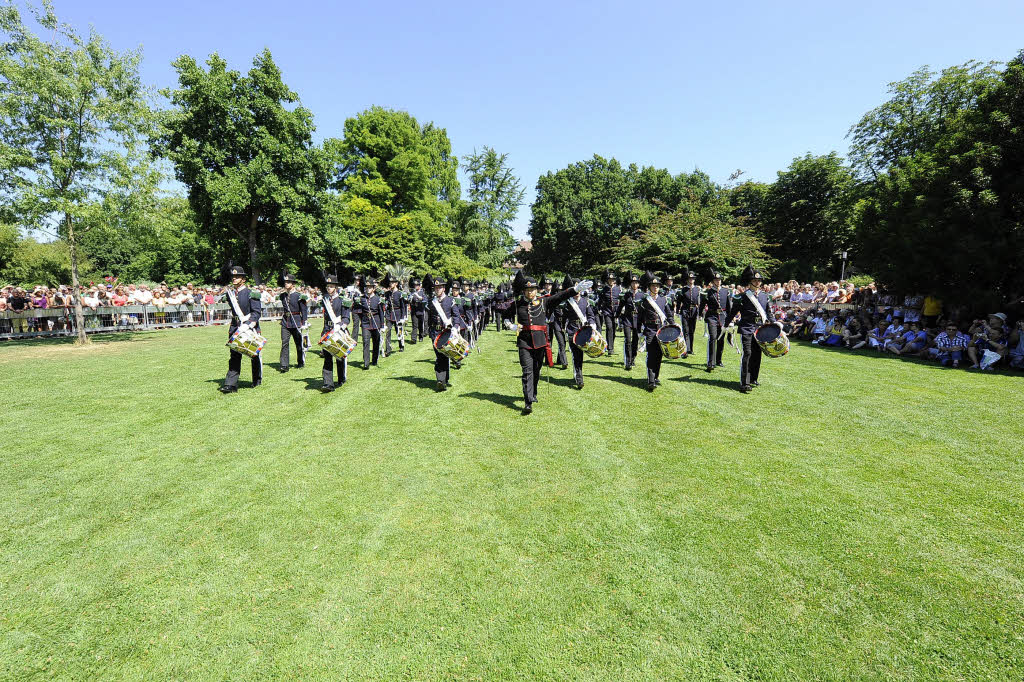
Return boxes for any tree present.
[329,106,459,213]
[0,0,153,343]
[528,155,648,275]
[461,146,524,269]
[847,61,1003,179]
[603,190,776,282]
[755,153,856,281]
[157,49,330,283]
[853,53,1024,307]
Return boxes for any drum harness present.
[645,294,667,358]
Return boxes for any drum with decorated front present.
[572,325,608,358]
[656,324,687,359]
[754,323,790,358]
[319,327,357,359]
[435,327,471,361]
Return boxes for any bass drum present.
[572,325,608,358]
[754,323,790,358]
[656,324,687,359]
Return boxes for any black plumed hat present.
[740,264,763,285]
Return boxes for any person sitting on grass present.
[888,320,927,356]
[809,310,829,344]
[843,317,865,349]
[865,318,887,350]
[821,315,845,346]
[968,316,1008,370]
[881,314,905,351]
[928,323,969,367]
[1008,319,1024,369]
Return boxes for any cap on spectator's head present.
[991,312,1007,322]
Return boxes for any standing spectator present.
[922,294,942,328]
[9,287,31,334]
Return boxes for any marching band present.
[218,262,788,403]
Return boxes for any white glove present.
[574,280,594,294]
[590,323,597,332]
[238,322,251,333]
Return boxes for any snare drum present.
[435,327,471,361]
[319,327,357,359]
[656,324,687,359]
[754,323,790,358]
[227,326,267,358]
[571,325,608,358]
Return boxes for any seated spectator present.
[903,293,923,324]
[881,315,905,350]
[928,323,970,367]
[808,310,829,344]
[889,320,928,356]
[866,318,888,350]
[844,318,866,349]
[822,316,845,346]
[968,315,1009,370]
[1009,319,1024,369]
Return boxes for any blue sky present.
[57,0,1024,238]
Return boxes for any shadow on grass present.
[460,391,521,412]
[671,374,741,392]
[298,376,328,391]
[543,374,579,389]
[0,330,155,347]
[390,375,440,391]
[796,341,1016,373]
[591,373,644,389]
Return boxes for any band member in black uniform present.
[493,286,508,332]
[221,264,262,393]
[513,271,591,414]
[597,271,620,356]
[734,265,777,393]
[424,274,464,391]
[358,276,383,369]
[277,270,308,372]
[562,275,598,389]
[677,269,701,355]
[638,271,675,392]
[383,275,407,356]
[614,272,641,370]
[703,268,731,372]
[460,279,476,347]
[409,278,427,343]
[539,277,567,369]
[663,273,677,313]
[348,273,363,346]
[320,272,350,392]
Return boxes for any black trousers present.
[385,319,405,354]
[570,342,584,386]
[430,331,450,383]
[225,348,262,388]
[601,314,616,353]
[740,331,763,388]
[280,325,305,368]
[350,312,362,345]
[683,314,698,354]
[621,321,638,368]
[322,351,347,387]
[645,331,663,385]
[412,312,426,342]
[361,328,380,367]
[549,322,566,366]
[705,318,725,368]
[519,345,546,406]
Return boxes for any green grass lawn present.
[1,323,1022,680]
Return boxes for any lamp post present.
[840,251,848,281]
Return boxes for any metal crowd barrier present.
[0,302,324,340]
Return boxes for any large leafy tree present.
[0,0,153,343]
[847,61,1003,180]
[603,189,776,281]
[156,49,330,283]
[854,53,1024,307]
[528,155,649,275]
[460,146,524,269]
[754,153,856,281]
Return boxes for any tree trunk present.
[247,211,261,284]
[66,212,88,345]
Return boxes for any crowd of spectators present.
[768,281,1024,372]
[0,282,323,334]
